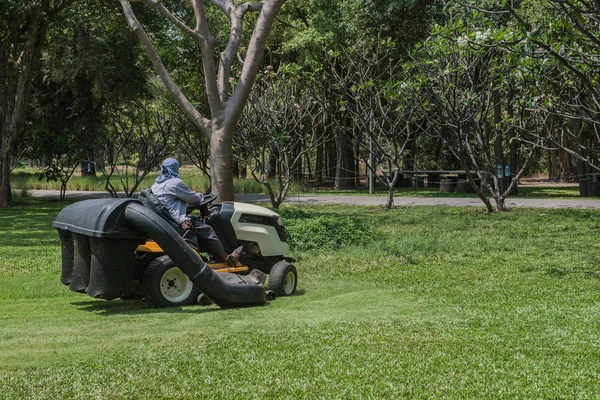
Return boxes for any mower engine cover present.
[222,202,289,257]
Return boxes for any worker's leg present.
[191,221,225,255]
[191,221,242,266]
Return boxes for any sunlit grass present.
[1,201,600,397]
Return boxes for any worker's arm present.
[174,181,204,205]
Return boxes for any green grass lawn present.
[1,201,600,398]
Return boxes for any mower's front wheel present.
[143,256,201,307]
[267,261,297,296]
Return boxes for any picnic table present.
[399,170,491,192]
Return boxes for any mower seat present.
[138,189,200,251]
[139,189,182,232]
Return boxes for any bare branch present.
[190,0,222,116]
[217,2,264,103]
[119,0,211,136]
[145,0,204,44]
[225,0,284,131]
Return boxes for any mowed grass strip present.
[1,202,600,398]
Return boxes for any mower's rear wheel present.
[267,261,297,296]
[143,255,201,307]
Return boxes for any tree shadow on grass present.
[547,266,600,279]
[71,299,221,316]
[72,288,307,316]
[69,292,308,315]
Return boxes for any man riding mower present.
[149,158,244,269]
[52,159,297,308]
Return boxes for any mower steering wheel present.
[187,194,217,219]
[201,194,217,206]
[195,194,217,219]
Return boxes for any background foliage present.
[4,0,600,210]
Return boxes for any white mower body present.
[225,202,290,257]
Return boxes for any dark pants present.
[190,219,225,255]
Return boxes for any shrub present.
[284,214,376,251]
[12,188,30,200]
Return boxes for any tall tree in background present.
[0,0,73,207]
[236,66,325,208]
[318,38,421,207]
[454,0,600,195]
[119,0,285,201]
[413,18,543,211]
[274,0,444,188]
[29,0,150,182]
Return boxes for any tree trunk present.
[578,155,589,197]
[507,90,518,195]
[76,58,104,177]
[334,127,354,190]
[0,150,13,206]
[558,139,571,182]
[315,142,323,185]
[548,117,573,183]
[354,143,360,185]
[233,160,240,178]
[304,146,312,179]
[334,128,344,189]
[327,139,336,180]
[386,188,394,210]
[548,148,558,181]
[571,118,598,197]
[385,170,402,210]
[95,148,105,172]
[345,136,355,189]
[293,140,302,181]
[433,137,442,169]
[0,5,49,207]
[210,126,235,201]
[495,197,507,212]
[268,141,277,178]
[493,90,505,195]
[403,140,415,171]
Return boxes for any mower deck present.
[137,240,250,273]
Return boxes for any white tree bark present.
[0,0,64,207]
[119,0,284,201]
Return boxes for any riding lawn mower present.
[53,192,297,308]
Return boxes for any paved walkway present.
[27,190,600,209]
